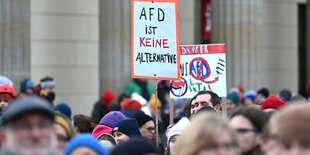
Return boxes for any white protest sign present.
[131,0,180,80]
[170,44,227,98]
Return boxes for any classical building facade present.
[0,0,307,115]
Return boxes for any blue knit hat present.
[20,79,34,92]
[64,134,108,155]
[113,118,141,137]
[244,90,257,102]
[55,103,72,119]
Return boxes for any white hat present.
[167,117,191,144]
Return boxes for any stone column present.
[0,0,30,87]
[212,0,262,90]
[99,0,131,95]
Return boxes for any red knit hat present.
[261,96,286,110]
[101,90,115,103]
[92,124,113,138]
[121,99,142,110]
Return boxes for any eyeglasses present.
[236,128,255,134]
[142,127,155,133]
[9,120,53,132]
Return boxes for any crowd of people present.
[0,75,310,155]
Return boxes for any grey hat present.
[2,95,55,125]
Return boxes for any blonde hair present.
[175,113,238,155]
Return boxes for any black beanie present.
[114,118,141,137]
[133,113,153,127]
[257,88,269,98]
[111,137,161,155]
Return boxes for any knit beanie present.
[133,112,153,127]
[20,79,34,92]
[92,125,113,138]
[227,91,240,106]
[111,137,160,155]
[0,76,13,86]
[121,109,145,118]
[99,111,126,128]
[261,96,286,110]
[279,90,292,102]
[54,112,74,139]
[113,118,141,137]
[121,99,142,110]
[257,88,269,98]
[64,134,108,155]
[243,90,257,102]
[55,103,72,119]
[149,94,162,110]
[167,117,191,144]
[101,90,115,103]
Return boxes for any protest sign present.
[131,0,180,80]
[170,44,227,98]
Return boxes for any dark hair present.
[117,93,130,103]
[230,107,269,133]
[73,114,96,133]
[196,91,221,107]
[196,106,217,115]
[40,76,54,82]
[257,88,269,98]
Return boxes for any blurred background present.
[0,0,309,115]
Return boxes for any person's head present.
[191,91,221,115]
[113,118,141,144]
[243,90,256,106]
[121,98,142,110]
[1,95,57,155]
[279,89,292,103]
[111,137,161,155]
[64,134,107,155]
[133,113,155,140]
[117,93,130,104]
[101,90,115,104]
[259,113,281,154]
[226,92,240,111]
[99,111,126,128]
[97,133,117,146]
[175,113,239,155]
[20,79,34,94]
[55,103,72,119]
[39,76,56,103]
[261,96,286,114]
[166,117,190,155]
[0,84,16,110]
[264,104,310,155]
[54,112,75,155]
[256,88,269,104]
[229,107,269,154]
[92,124,113,138]
[0,75,13,86]
[73,114,94,133]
